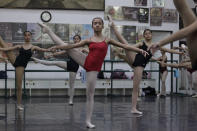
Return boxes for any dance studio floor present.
[0,95,197,131]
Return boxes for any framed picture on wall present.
[12,23,27,42]
[150,8,163,26]
[162,9,178,23]
[55,24,69,42]
[104,6,124,21]
[0,23,12,42]
[134,0,147,6]
[138,8,149,23]
[0,0,105,10]
[122,7,138,21]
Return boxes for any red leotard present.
[84,40,108,72]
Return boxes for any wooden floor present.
[0,95,197,131]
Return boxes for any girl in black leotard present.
[157,51,168,97]
[0,31,50,110]
[32,34,89,105]
[107,15,183,114]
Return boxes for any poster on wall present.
[150,8,163,26]
[138,8,149,23]
[12,23,27,42]
[134,0,147,6]
[110,25,136,60]
[104,6,124,21]
[0,23,12,42]
[162,9,178,23]
[122,26,136,44]
[152,0,165,7]
[0,0,105,10]
[55,24,69,42]
[122,7,138,21]
[69,24,93,42]
[27,23,42,43]
[41,23,55,44]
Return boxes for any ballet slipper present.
[131,109,143,115]
[31,57,38,63]
[86,122,96,129]
[106,15,114,27]
[69,99,73,105]
[17,105,24,111]
[38,22,50,33]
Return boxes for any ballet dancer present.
[32,34,88,105]
[37,17,148,128]
[0,31,50,110]
[107,15,183,114]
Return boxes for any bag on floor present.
[0,71,7,79]
[142,86,156,96]
[110,69,127,79]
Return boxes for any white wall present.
[0,0,180,93]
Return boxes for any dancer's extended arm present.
[51,40,89,50]
[108,39,148,57]
[32,46,51,52]
[156,20,197,47]
[160,48,184,55]
[0,45,21,51]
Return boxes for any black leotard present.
[132,41,152,68]
[159,57,167,74]
[13,47,32,68]
[67,56,79,72]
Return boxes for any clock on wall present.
[40,11,52,22]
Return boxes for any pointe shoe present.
[38,22,50,33]
[131,109,143,115]
[69,101,73,105]
[86,122,95,129]
[106,15,114,27]
[192,94,197,98]
[17,105,24,111]
[31,57,38,63]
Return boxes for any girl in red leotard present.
[38,18,148,128]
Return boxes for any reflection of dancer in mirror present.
[0,31,50,110]
[157,60,197,98]
[38,17,148,128]
[172,45,197,97]
[152,50,168,97]
[32,34,88,105]
[150,0,197,71]
[107,15,183,114]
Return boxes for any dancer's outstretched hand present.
[148,42,160,53]
[49,46,57,52]
[106,15,115,27]
[140,49,149,57]
[44,54,53,59]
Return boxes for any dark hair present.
[73,34,81,40]
[143,29,152,36]
[92,17,104,26]
[23,31,32,36]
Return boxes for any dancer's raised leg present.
[32,57,68,69]
[107,15,136,65]
[38,23,86,67]
[0,36,16,65]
